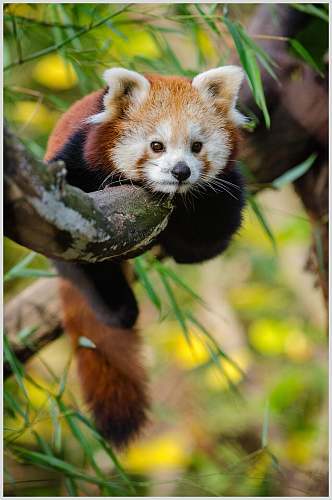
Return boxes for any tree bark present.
[240,4,328,303]
[4,126,173,263]
[4,4,328,376]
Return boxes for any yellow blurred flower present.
[284,330,313,362]
[163,328,210,369]
[196,29,217,60]
[12,100,59,132]
[24,377,52,409]
[229,284,286,313]
[248,318,312,359]
[33,54,78,91]
[240,210,274,252]
[284,433,312,465]
[246,449,272,489]
[122,433,190,473]
[249,319,288,356]
[110,29,160,59]
[6,4,37,18]
[205,348,251,390]
[5,376,57,446]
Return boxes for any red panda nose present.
[171,162,191,182]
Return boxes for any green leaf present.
[247,194,277,251]
[156,263,191,345]
[194,3,220,35]
[4,335,29,399]
[4,252,37,282]
[5,268,57,281]
[157,262,206,307]
[33,430,54,457]
[272,153,317,189]
[291,3,329,23]
[186,312,245,378]
[55,398,118,495]
[64,477,79,496]
[289,39,324,76]
[237,24,278,81]
[134,256,161,312]
[11,446,113,487]
[223,17,270,128]
[17,325,39,344]
[4,391,27,419]
[71,411,135,491]
[78,336,96,349]
[49,400,62,454]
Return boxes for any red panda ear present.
[88,68,150,124]
[192,66,247,126]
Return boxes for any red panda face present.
[88,68,246,194]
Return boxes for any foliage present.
[4,3,328,497]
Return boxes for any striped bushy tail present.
[59,278,149,448]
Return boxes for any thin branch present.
[251,34,289,41]
[4,13,84,30]
[4,278,62,379]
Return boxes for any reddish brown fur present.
[59,278,149,448]
[45,89,104,161]
[45,74,240,179]
[45,74,241,447]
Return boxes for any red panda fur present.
[59,278,148,448]
[45,88,149,448]
[45,71,245,448]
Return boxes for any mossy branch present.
[4,125,173,263]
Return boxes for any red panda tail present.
[59,278,149,448]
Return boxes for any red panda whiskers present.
[44,65,246,449]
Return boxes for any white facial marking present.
[111,115,232,193]
[108,66,246,194]
[87,68,150,124]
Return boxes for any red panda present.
[45,66,246,448]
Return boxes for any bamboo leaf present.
[186,311,245,378]
[134,256,161,312]
[223,17,270,128]
[289,38,324,76]
[247,194,277,251]
[17,325,39,344]
[155,263,191,345]
[157,263,206,307]
[194,3,220,35]
[4,336,29,399]
[11,446,116,487]
[71,411,135,491]
[64,477,79,496]
[272,153,317,189]
[33,430,53,457]
[291,3,329,23]
[4,251,36,282]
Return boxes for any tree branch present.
[239,4,328,305]
[4,4,328,377]
[4,278,62,378]
[4,126,173,263]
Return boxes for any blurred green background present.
[4,3,328,497]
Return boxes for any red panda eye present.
[192,141,203,153]
[150,141,165,152]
